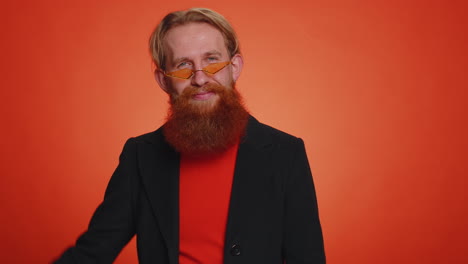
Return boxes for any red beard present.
[163,83,249,157]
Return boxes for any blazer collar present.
[142,115,272,147]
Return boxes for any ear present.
[230,53,244,82]
[154,69,170,93]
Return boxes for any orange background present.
[1,0,467,263]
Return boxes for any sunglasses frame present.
[163,61,231,80]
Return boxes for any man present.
[54,7,325,264]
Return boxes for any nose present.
[190,69,210,87]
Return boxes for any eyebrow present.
[171,57,190,67]
[171,50,223,66]
[204,50,222,57]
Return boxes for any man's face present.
[156,22,243,107]
[157,22,248,155]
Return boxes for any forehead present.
[163,23,228,64]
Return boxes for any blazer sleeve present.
[53,138,138,264]
[283,138,326,264]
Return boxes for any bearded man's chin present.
[163,84,249,157]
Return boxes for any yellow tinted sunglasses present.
[164,61,231,80]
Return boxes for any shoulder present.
[126,126,165,146]
[114,127,169,157]
[246,116,304,148]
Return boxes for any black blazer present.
[54,116,325,264]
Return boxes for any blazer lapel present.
[138,130,180,264]
[224,116,274,248]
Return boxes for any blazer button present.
[230,244,241,256]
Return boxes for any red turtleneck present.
[179,142,239,264]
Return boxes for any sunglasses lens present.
[165,61,230,79]
[203,61,230,74]
[167,68,193,79]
